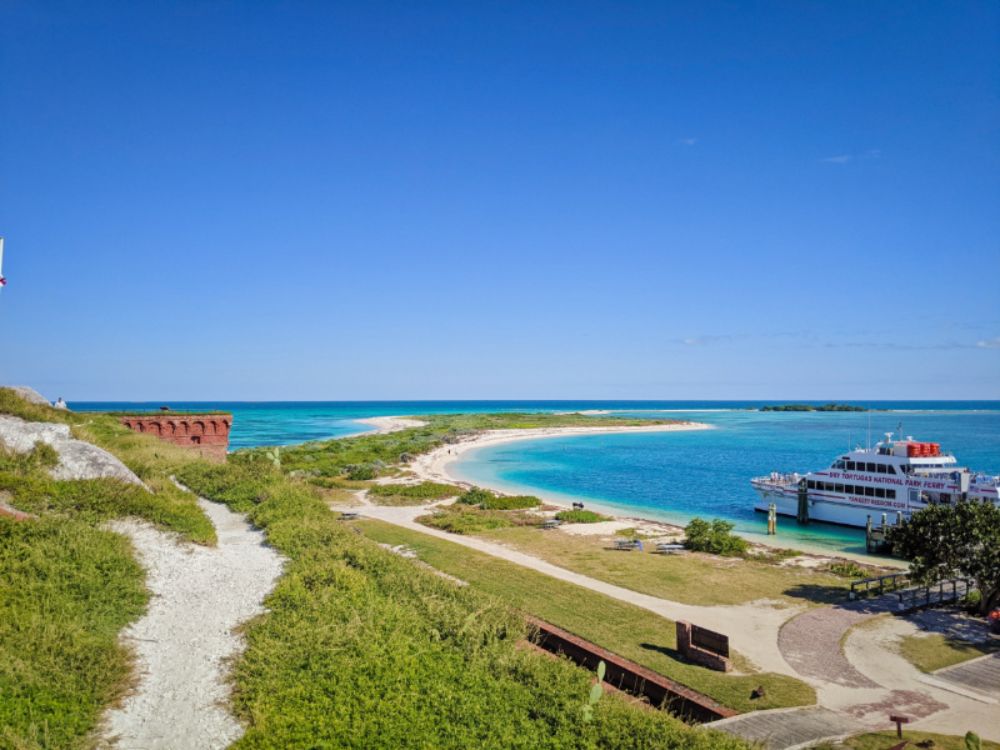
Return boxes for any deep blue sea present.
[73,400,1000,556]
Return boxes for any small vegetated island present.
[760,403,867,412]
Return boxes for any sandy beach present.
[407,420,712,488]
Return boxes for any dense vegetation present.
[889,501,1000,614]
[265,412,679,482]
[683,518,749,557]
[760,403,866,412]
[178,458,748,748]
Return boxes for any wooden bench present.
[541,519,562,530]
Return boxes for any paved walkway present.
[709,707,863,750]
[778,599,895,688]
[934,652,1000,700]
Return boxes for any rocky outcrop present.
[0,416,145,487]
[6,386,51,406]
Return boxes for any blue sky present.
[1,1,998,400]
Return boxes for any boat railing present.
[751,472,802,486]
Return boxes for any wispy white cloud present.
[976,337,1000,349]
[677,137,698,146]
[822,149,881,165]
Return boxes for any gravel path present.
[100,494,284,749]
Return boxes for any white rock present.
[0,415,144,487]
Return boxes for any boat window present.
[835,483,844,493]
[875,488,886,498]
[833,460,845,469]
[807,480,815,489]
[846,461,856,470]
[887,465,896,475]
[866,462,876,472]
[877,464,887,474]
[824,482,834,492]
[865,486,875,497]
[887,489,896,499]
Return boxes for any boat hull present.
[751,484,909,528]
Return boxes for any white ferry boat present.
[751,433,1000,528]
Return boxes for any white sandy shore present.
[354,416,427,434]
[409,421,711,490]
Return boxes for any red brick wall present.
[120,414,231,461]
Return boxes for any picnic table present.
[614,539,643,551]
[541,519,562,530]
[654,543,686,554]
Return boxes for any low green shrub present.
[481,494,540,510]
[556,509,611,524]
[683,518,748,556]
[368,481,463,504]
[418,507,516,534]
[456,487,495,505]
[455,487,539,510]
[0,516,148,749]
[825,561,869,579]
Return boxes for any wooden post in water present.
[796,480,809,525]
[767,503,777,534]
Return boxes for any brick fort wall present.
[120,414,232,461]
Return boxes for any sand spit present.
[100,492,284,750]
[409,421,712,487]
[355,416,427,434]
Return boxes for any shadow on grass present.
[781,582,851,606]
[639,641,686,663]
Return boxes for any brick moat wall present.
[120,414,231,461]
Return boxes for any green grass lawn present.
[476,526,852,607]
[356,519,817,713]
[898,632,999,673]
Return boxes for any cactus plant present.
[581,660,606,722]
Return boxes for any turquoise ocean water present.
[73,400,1000,555]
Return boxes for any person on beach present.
[53,397,68,410]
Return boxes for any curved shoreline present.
[408,421,712,488]
[404,419,901,565]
